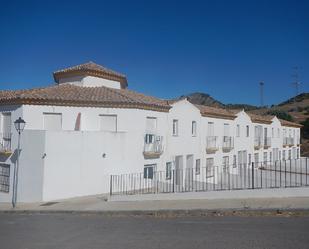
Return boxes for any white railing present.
[254,137,263,149]
[143,134,163,156]
[264,137,271,148]
[206,136,218,153]
[222,136,234,152]
[0,133,12,153]
[283,137,294,146]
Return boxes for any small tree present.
[266,110,294,122]
[301,118,309,139]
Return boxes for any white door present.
[186,155,194,190]
[175,156,183,189]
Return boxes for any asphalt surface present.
[1,213,309,249]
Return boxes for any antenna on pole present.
[291,66,301,97]
[259,81,264,107]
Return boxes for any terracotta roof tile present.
[53,62,128,88]
[279,119,303,128]
[247,113,274,124]
[194,104,236,120]
[0,84,170,112]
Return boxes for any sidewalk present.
[1,188,309,215]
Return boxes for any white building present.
[0,62,302,202]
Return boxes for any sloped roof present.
[53,61,128,88]
[0,84,170,112]
[247,113,274,124]
[279,119,303,128]
[194,104,237,120]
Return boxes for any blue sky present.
[0,0,308,106]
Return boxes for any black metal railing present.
[110,158,309,196]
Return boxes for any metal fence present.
[110,158,309,196]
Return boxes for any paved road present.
[1,214,309,249]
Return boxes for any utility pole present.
[259,81,264,107]
[292,66,301,97]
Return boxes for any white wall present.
[58,75,122,89]
[0,101,303,202]
[42,130,153,201]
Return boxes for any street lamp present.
[12,117,26,208]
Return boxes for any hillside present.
[179,92,224,108]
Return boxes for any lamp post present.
[12,117,26,208]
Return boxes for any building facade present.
[0,62,302,202]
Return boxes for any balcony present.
[206,136,219,154]
[222,136,234,152]
[254,137,263,150]
[263,137,271,149]
[143,134,163,159]
[0,133,12,155]
[283,137,294,147]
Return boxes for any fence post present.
[172,169,175,193]
[110,175,113,197]
[251,162,254,189]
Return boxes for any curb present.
[1,208,309,217]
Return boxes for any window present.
[297,148,300,159]
[146,117,157,133]
[282,150,286,160]
[224,123,230,136]
[44,113,62,131]
[144,164,156,179]
[1,112,12,134]
[263,152,267,165]
[292,148,296,159]
[277,128,280,138]
[288,150,291,160]
[166,162,172,180]
[145,134,155,144]
[254,153,259,166]
[272,128,274,138]
[233,155,237,168]
[269,152,272,162]
[100,114,117,132]
[236,124,240,137]
[246,125,249,137]
[279,151,281,161]
[192,121,197,136]
[207,122,214,136]
[172,119,178,136]
[195,159,200,175]
[248,154,252,166]
[0,164,10,193]
[223,156,229,173]
[206,158,214,177]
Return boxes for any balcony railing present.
[0,133,12,154]
[143,134,163,159]
[283,137,294,147]
[206,136,218,154]
[264,137,271,149]
[254,137,263,150]
[222,136,234,152]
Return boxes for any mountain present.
[179,92,224,108]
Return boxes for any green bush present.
[301,118,309,139]
[266,110,294,121]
